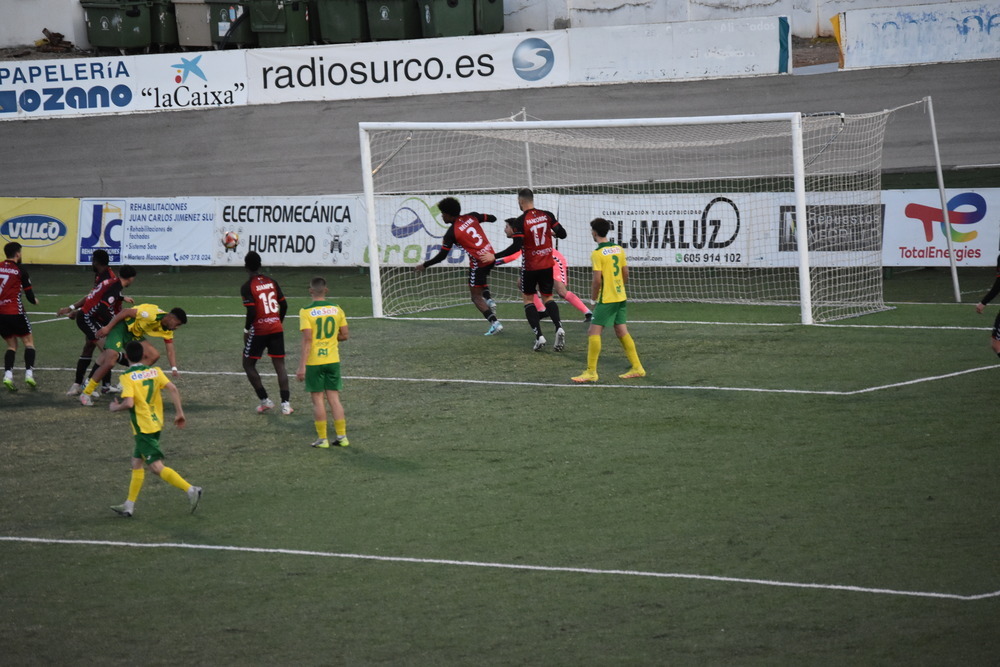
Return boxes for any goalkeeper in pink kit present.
[496,241,593,324]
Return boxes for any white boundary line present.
[29,313,992,331]
[2,536,996,602]
[33,363,1000,396]
[29,312,998,395]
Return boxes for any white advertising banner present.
[245,30,571,105]
[374,193,820,269]
[212,196,365,267]
[882,189,999,267]
[0,51,248,121]
[567,17,789,83]
[371,193,512,268]
[121,197,217,265]
[840,1,1000,69]
[67,188,998,269]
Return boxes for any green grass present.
[2,266,998,665]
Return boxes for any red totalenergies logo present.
[904,192,986,243]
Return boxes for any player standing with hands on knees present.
[975,253,1000,357]
[1,242,39,391]
[298,277,350,449]
[414,197,503,336]
[572,218,646,383]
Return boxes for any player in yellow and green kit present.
[572,217,645,383]
[297,276,350,449]
[80,303,187,406]
[109,341,202,517]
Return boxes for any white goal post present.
[359,109,905,324]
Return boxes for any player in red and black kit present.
[414,196,504,336]
[1,242,39,391]
[494,188,568,351]
[975,253,1000,357]
[241,251,292,414]
[59,257,137,396]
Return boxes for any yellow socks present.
[83,378,98,396]
[127,468,145,502]
[315,421,328,440]
[159,466,191,492]
[586,334,602,374]
[619,334,642,370]
[333,419,347,439]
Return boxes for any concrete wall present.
[0,0,981,49]
[1,0,91,49]
[502,0,979,38]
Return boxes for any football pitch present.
[2,265,998,664]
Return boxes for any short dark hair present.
[4,242,21,259]
[125,340,144,363]
[310,276,327,291]
[120,265,137,279]
[170,307,188,324]
[517,188,534,201]
[244,251,262,272]
[590,217,613,238]
[92,249,110,266]
[437,197,461,217]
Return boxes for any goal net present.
[359,110,895,323]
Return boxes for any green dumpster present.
[308,0,322,43]
[205,0,257,47]
[315,0,369,43]
[80,0,152,49]
[150,0,179,46]
[249,0,312,47]
[474,0,502,34]
[418,0,473,38]
[366,0,419,41]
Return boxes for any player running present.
[241,251,292,415]
[494,189,568,351]
[414,197,503,336]
[109,341,202,518]
[0,242,39,391]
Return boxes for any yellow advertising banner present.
[0,198,79,265]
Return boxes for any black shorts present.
[0,313,31,338]
[467,261,494,288]
[520,267,554,296]
[76,311,106,342]
[244,330,286,359]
